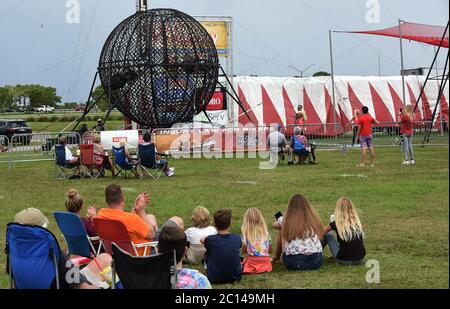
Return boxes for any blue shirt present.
[291,135,305,151]
[204,233,242,284]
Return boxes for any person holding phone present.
[397,105,415,165]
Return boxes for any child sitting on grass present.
[201,209,242,284]
[241,207,272,274]
[323,197,366,265]
[185,206,217,264]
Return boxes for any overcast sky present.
[0,0,448,103]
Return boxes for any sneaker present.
[166,171,174,177]
[357,163,365,167]
[369,163,375,167]
[169,167,175,172]
[287,161,294,165]
[401,160,410,165]
[410,160,415,165]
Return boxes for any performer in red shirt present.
[356,106,380,167]
[397,105,415,165]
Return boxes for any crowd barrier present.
[0,123,447,171]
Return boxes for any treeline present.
[0,84,61,110]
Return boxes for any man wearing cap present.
[93,119,105,132]
[267,124,293,165]
[13,208,112,289]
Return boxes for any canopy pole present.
[399,19,406,105]
[329,30,337,136]
[434,46,444,136]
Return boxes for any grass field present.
[0,147,448,289]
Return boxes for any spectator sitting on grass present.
[322,197,366,265]
[201,209,242,284]
[185,206,217,264]
[241,207,272,274]
[158,224,212,289]
[272,194,324,271]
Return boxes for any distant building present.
[13,96,30,109]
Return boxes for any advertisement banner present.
[152,126,271,154]
[100,130,140,150]
[206,91,225,110]
[193,110,228,126]
[199,21,229,57]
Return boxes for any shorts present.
[359,136,373,148]
[153,219,177,241]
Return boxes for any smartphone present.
[274,211,283,220]
[399,108,403,113]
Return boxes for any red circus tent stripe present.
[282,86,296,135]
[388,82,405,114]
[407,83,423,121]
[369,83,394,123]
[237,86,257,125]
[324,86,344,135]
[419,84,433,121]
[302,88,322,134]
[347,84,364,114]
[261,85,284,127]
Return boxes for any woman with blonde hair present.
[272,194,323,270]
[241,208,272,274]
[185,206,217,264]
[323,197,366,265]
[65,188,98,240]
[397,104,415,165]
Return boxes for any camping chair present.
[5,223,62,289]
[137,143,167,179]
[112,146,138,179]
[55,144,79,180]
[80,144,103,179]
[53,212,102,265]
[93,218,158,257]
[111,243,177,289]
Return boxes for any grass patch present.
[0,147,448,288]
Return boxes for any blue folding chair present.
[53,212,101,260]
[5,223,61,289]
[112,146,138,179]
[137,143,167,179]
[55,144,79,179]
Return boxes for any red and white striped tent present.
[232,75,449,135]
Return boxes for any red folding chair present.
[80,144,103,179]
[93,218,158,257]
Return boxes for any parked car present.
[35,105,55,113]
[0,119,32,145]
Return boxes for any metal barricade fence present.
[0,135,11,169]
[8,132,81,167]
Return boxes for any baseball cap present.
[14,208,49,228]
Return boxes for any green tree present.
[312,71,331,77]
[0,86,14,111]
[26,84,61,108]
[90,85,108,111]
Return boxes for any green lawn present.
[0,147,448,288]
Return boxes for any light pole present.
[288,64,315,77]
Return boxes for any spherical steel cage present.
[98,8,219,128]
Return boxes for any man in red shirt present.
[356,106,380,167]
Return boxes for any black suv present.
[0,119,32,145]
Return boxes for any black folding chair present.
[137,143,167,179]
[111,243,177,289]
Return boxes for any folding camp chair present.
[80,144,103,179]
[53,212,102,264]
[137,143,167,179]
[55,144,79,180]
[93,218,158,257]
[112,146,138,179]
[5,223,62,289]
[111,243,177,289]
